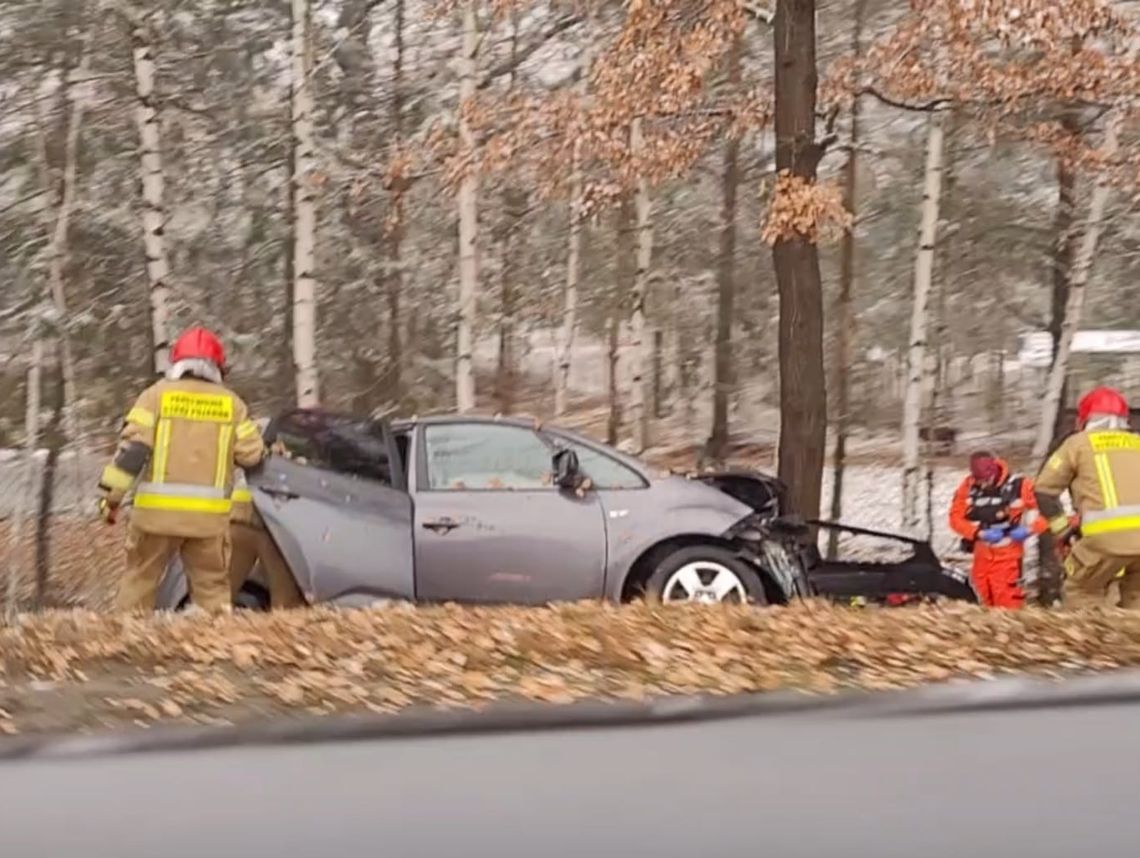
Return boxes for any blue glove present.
[979,527,1005,544]
[1008,525,1030,543]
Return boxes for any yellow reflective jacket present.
[1036,428,1140,557]
[99,377,264,538]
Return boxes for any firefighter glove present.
[96,496,118,525]
[979,527,1005,544]
[1008,525,1030,543]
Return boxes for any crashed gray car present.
[156,408,812,610]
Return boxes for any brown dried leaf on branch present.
[830,0,1140,181]
[426,0,765,209]
[761,172,853,246]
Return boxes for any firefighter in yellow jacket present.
[1035,386,1140,609]
[97,327,265,613]
[229,452,305,610]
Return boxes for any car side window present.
[548,436,646,490]
[424,424,555,490]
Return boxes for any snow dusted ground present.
[820,465,964,557]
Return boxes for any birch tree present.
[1032,113,1121,461]
[291,0,320,407]
[900,110,946,534]
[125,3,173,375]
[7,316,43,621]
[455,0,480,413]
[553,20,595,418]
[827,0,866,557]
[627,117,653,453]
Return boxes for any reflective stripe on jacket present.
[1036,429,1140,556]
[229,469,258,527]
[101,378,264,539]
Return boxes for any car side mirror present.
[552,448,581,490]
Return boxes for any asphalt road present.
[1,680,1137,857]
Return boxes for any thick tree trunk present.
[900,110,946,533]
[827,0,865,558]
[772,0,827,521]
[455,0,480,413]
[710,34,742,463]
[7,331,43,620]
[291,0,320,407]
[1032,115,1120,462]
[628,118,653,453]
[127,6,173,375]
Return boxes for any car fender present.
[602,504,750,601]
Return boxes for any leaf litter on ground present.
[3,600,1140,736]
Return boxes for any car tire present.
[234,581,271,612]
[176,581,271,612]
[645,545,768,606]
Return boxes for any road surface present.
[1,673,1138,856]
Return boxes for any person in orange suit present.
[949,451,1048,609]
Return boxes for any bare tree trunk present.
[35,371,64,608]
[1033,115,1120,461]
[772,0,827,522]
[900,110,946,533]
[455,0,480,413]
[628,118,653,453]
[710,34,742,463]
[554,152,583,417]
[127,5,173,375]
[554,20,595,418]
[7,328,43,621]
[924,110,959,542]
[291,0,320,407]
[495,15,523,416]
[385,0,407,403]
[827,0,865,557]
[608,197,634,445]
[1036,130,1079,606]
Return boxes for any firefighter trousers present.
[118,527,233,613]
[229,522,304,609]
[1063,539,1140,610]
[970,543,1025,609]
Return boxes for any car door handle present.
[422,517,460,534]
[258,486,299,501]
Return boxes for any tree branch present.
[860,86,952,112]
[477,14,581,90]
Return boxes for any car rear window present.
[268,410,394,486]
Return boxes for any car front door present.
[412,422,607,604]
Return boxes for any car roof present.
[390,413,548,430]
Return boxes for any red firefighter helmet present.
[170,327,226,372]
[1076,386,1129,429]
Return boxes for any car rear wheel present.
[646,546,768,606]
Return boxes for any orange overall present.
[949,460,1047,609]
